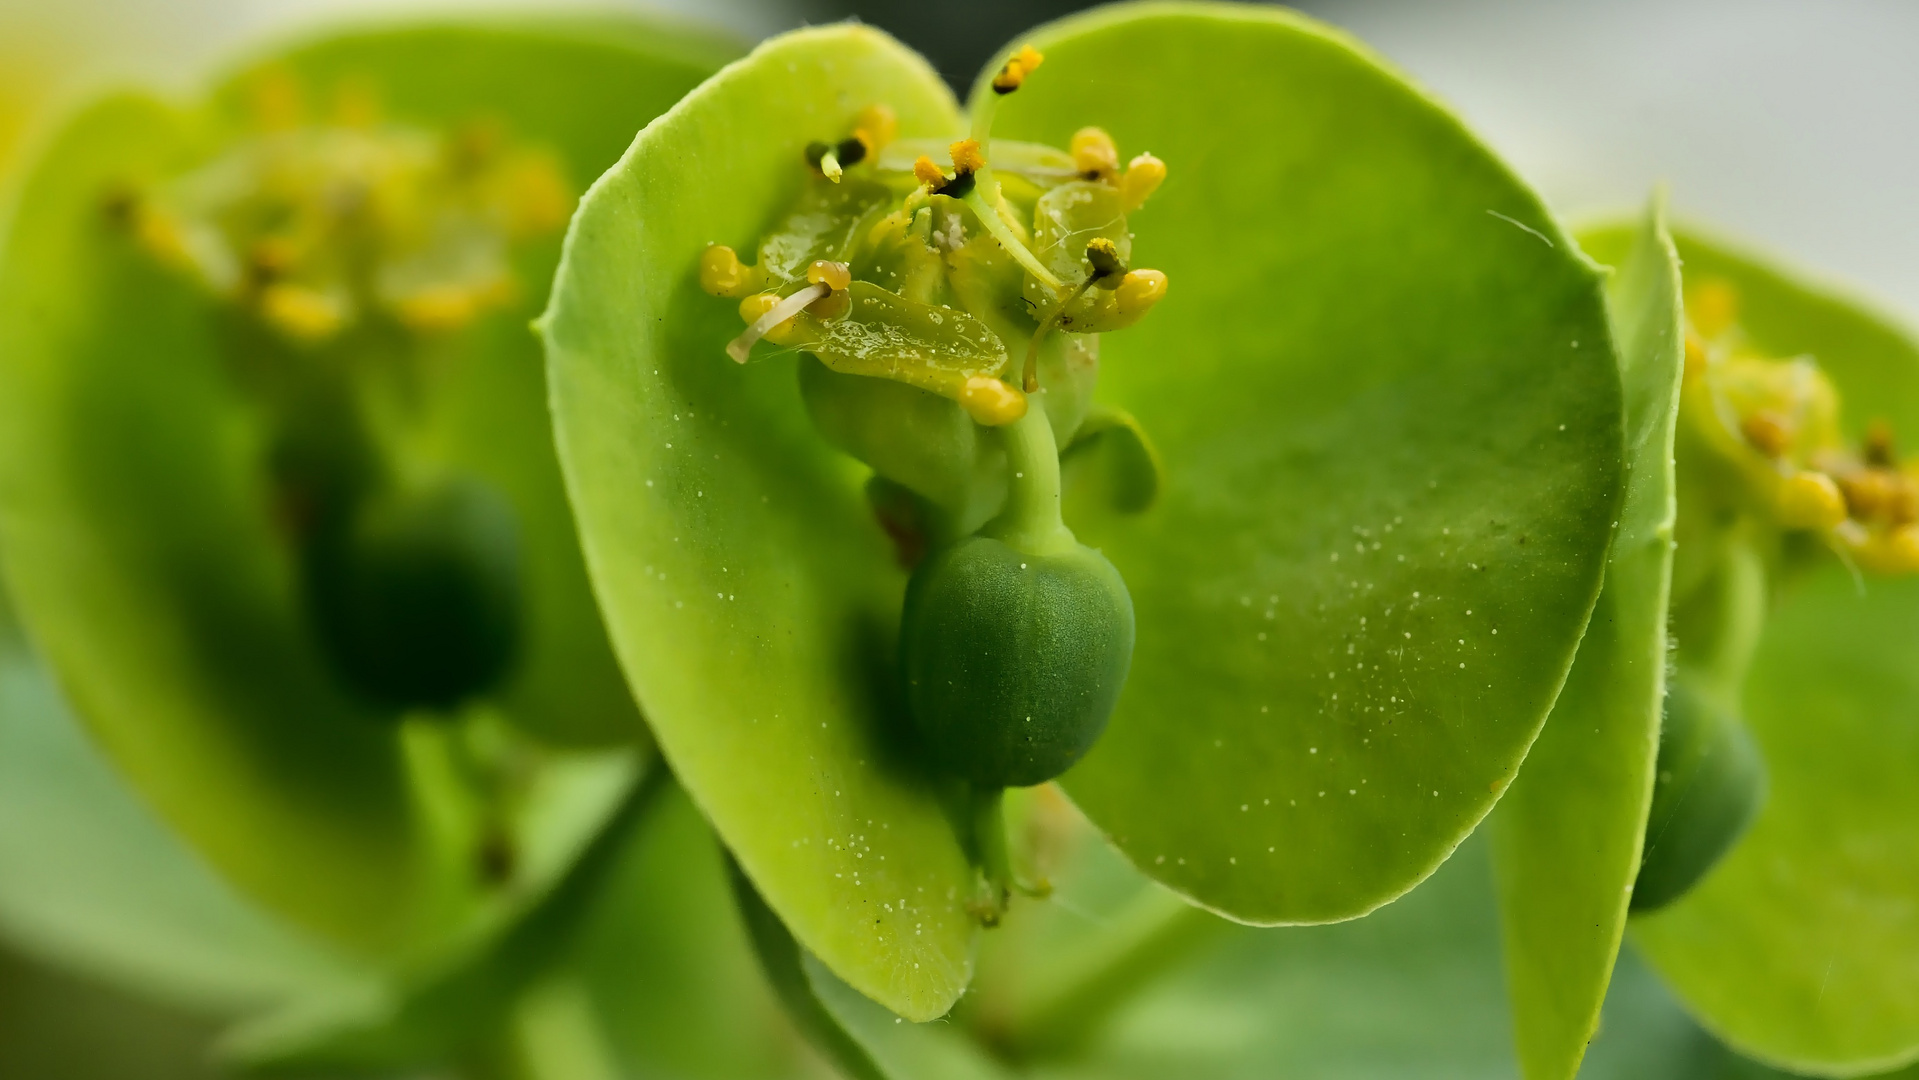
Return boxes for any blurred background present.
[6,0,1919,307]
[1,0,1913,1075]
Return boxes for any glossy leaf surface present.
[0,22,722,960]
[543,25,980,1021]
[1579,229,1919,1076]
[987,3,1623,922]
[1491,199,1683,1079]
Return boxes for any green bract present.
[1574,226,1919,1076]
[1492,199,1683,1080]
[0,18,730,968]
[544,0,1623,1019]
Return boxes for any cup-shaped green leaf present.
[988,3,1623,922]
[1491,197,1684,1080]
[543,23,982,1021]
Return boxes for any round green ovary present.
[902,535,1134,787]
[1632,673,1765,914]
[307,475,524,712]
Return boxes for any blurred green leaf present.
[224,770,656,1075]
[0,944,222,1080]
[542,24,982,1021]
[988,2,1623,923]
[969,795,1723,1080]
[0,20,727,962]
[1490,197,1683,1080]
[0,583,363,1014]
[1575,227,1919,1075]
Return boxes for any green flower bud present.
[306,474,523,712]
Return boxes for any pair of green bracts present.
[1,5,1916,1080]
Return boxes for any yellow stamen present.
[959,375,1028,426]
[1689,279,1739,339]
[1682,330,1710,380]
[248,68,303,131]
[1854,522,1919,575]
[501,154,572,238]
[395,285,484,332]
[1776,471,1847,530]
[1839,468,1898,520]
[913,155,947,189]
[331,78,380,128]
[700,244,762,298]
[1085,237,1126,286]
[1070,127,1120,179]
[853,104,898,152]
[991,45,1045,95]
[950,138,987,175]
[1115,268,1169,323]
[731,287,818,361]
[131,205,192,270]
[1741,410,1793,457]
[1120,152,1166,211]
[806,260,852,292]
[259,283,346,341]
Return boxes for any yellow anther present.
[1683,331,1710,380]
[853,104,898,153]
[500,154,572,238]
[1115,268,1168,321]
[1865,420,1897,466]
[991,45,1045,94]
[259,283,346,341]
[913,155,948,189]
[1858,523,1919,575]
[246,236,299,285]
[700,244,763,297]
[1070,127,1120,179]
[1119,152,1166,211]
[1085,237,1126,286]
[737,292,802,345]
[248,68,304,131]
[1840,468,1898,520]
[395,285,485,332]
[958,375,1028,426]
[331,79,380,128]
[949,138,987,175]
[1741,410,1793,457]
[130,206,192,270]
[1776,471,1847,530]
[806,259,852,292]
[1689,278,1739,339]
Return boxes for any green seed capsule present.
[899,534,1134,787]
[1631,673,1768,912]
[306,475,523,712]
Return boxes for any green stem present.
[972,784,1013,902]
[506,977,622,1080]
[989,403,1075,556]
[1001,889,1225,1060]
[1672,534,1767,705]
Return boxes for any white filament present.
[726,283,827,363]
